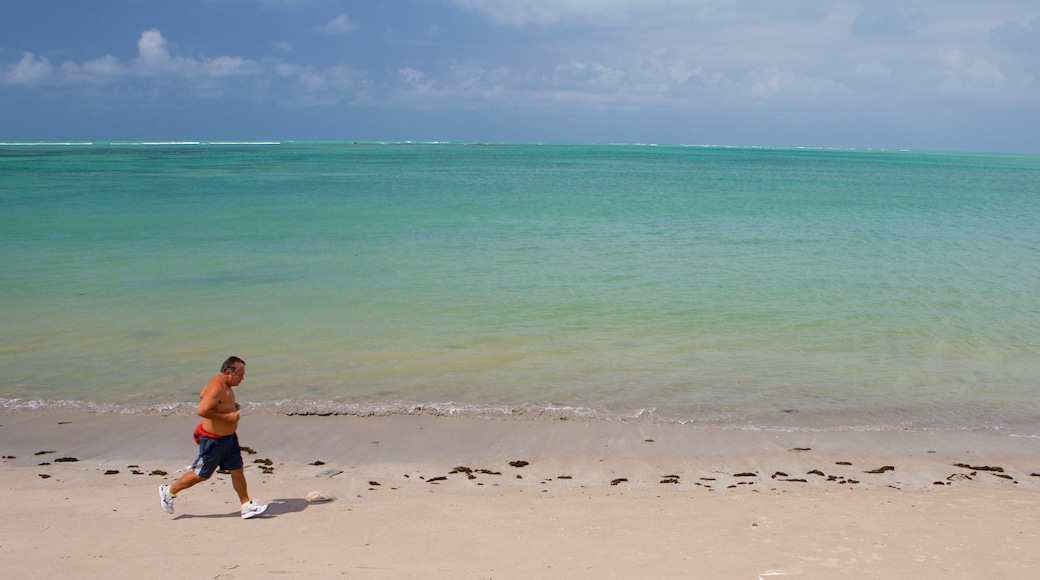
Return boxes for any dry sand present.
[2,412,1039,578]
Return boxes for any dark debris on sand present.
[864,466,895,474]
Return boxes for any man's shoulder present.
[200,375,230,397]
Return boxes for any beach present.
[3,142,1040,577]
[2,411,1039,578]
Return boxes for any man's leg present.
[160,469,208,514]
[230,468,250,505]
[230,467,268,518]
[170,470,208,495]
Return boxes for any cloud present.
[451,0,596,27]
[265,60,373,106]
[6,52,53,85]
[131,29,260,78]
[82,55,127,78]
[551,60,625,89]
[853,61,892,82]
[318,14,359,34]
[136,28,171,70]
[1,27,378,108]
[939,50,1005,94]
[397,67,434,97]
[450,0,831,30]
[55,55,127,84]
[295,64,365,91]
[989,18,1040,57]
[390,64,514,104]
[3,28,261,88]
[206,56,261,77]
[850,2,914,38]
[3,2,1038,151]
[747,66,850,99]
[450,0,708,27]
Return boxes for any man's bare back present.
[197,362,244,436]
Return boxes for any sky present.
[2,0,1039,153]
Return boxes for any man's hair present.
[220,356,245,373]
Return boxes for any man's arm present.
[196,381,239,424]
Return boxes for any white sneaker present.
[159,485,175,514]
[241,499,268,519]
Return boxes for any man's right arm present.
[196,382,239,424]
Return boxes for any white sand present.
[2,412,1039,578]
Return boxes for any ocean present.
[2,141,1038,434]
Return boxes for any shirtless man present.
[159,356,268,519]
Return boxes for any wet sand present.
[2,412,1039,578]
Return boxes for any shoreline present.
[3,412,1040,577]
[3,412,1039,490]
[5,397,1040,438]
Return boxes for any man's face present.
[226,363,245,386]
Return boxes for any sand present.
[2,412,1039,578]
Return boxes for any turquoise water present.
[2,142,1039,432]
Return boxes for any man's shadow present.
[173,498,310,520]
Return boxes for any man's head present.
[220,356,246,386]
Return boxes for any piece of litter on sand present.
[306,491,336,503]
[315,469,343,478]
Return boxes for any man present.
[159,356,268,519]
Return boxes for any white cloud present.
[3,29,262,89]
[3,1,1038,150]
[450,0,834,30]
[451,0,708,27]
[446,63,487,91]
[205,56,260,77]
[398,67,426,85]
[396,67,438,97]
[261,60,373,106]
[854,61,893,81]
[140,29,170,61]
[132,29,179,76]
[940,50,1005,94]
[6,52,53,85]
[747,66,850,98]
[630,51,729,88]
[989,18,1040,57]
[551,60,626,89]
[130,29,259,78]
[851,2,915,38]
[451,0,577,27]
[318,14,359,34]
[294,64,364,91]
[54,55,126,84]
[82,55,127,78]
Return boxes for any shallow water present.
[2,142,1038,433]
